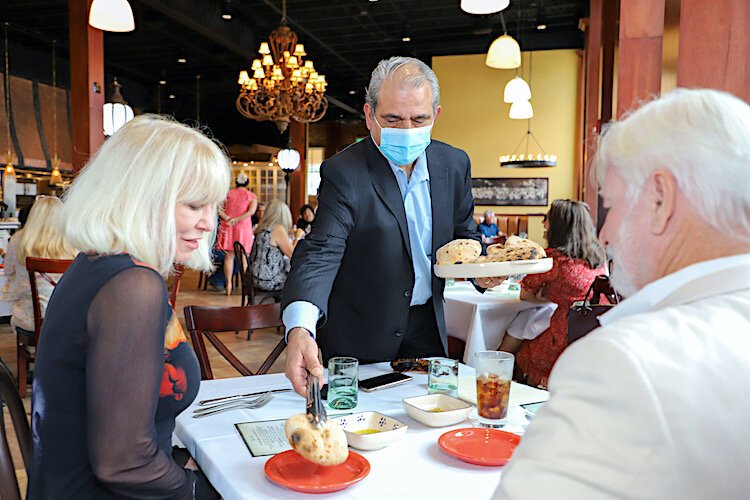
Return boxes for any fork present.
[192,392,274,418]
[193,391,272,414]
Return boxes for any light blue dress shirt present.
[283,151,434,340]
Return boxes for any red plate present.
[264,450,370,494]
[438,428,521,466]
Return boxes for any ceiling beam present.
[136,0,251,58]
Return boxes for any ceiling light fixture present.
[89,0,135,32]
[500,52,557,168]
[485,14,521,69]
[236,0,328,133]
[3,23,15,179]
[460,0,509,15]
[177,56,187,64]
[508,100,533,119]
[535,2,548,30]
[50,40,62,185]
[278,140,300,206]
[221,1,233,21]
[103,77,134,136]
[503,76,531,103]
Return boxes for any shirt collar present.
[599,253,750,326]
[387,151,430,184]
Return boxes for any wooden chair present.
[233,241,282,308]
[184,303,287,380]
[168,264,185,308]
[0,358,31,500]
[19,257,73,397]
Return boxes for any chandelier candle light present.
[236,0,328,133]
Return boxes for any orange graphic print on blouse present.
[160,312,189,401]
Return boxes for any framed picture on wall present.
[471,177,548,206]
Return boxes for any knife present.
[198,388,292,406]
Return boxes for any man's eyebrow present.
[381,113,404,120]
[411,114,432,120]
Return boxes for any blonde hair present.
[60,115,231,275]
[15,196,77,265]
[256,199,292,234]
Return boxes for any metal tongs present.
[306,370,327,429]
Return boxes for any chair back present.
[184,303,286,380]
[567,275,621,345]
[0,359,31,500]
[233,240,256,306]
[25,257,73,345]
[168,264,185,308]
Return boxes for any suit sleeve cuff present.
[283,301,321,342]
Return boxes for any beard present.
[606,213,641,298]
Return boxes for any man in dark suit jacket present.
[282,57,502,395]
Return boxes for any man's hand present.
[285,327,324,396]
[475,276,506,289]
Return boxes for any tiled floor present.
[1,269,287,497]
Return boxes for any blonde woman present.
[29,115,229,499]
[4,196,77,336]
[250,199,294,292]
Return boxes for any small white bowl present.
[332,411,408,451]
[402,394,472,427]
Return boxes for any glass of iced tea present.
[474,351,514,427]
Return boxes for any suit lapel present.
[652,261,750,310]
[366,138,412,260]
[426,143,448,260]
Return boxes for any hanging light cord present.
[52,40,57,162]
[195,75,201,122]
[281,0,287,23]
[4,23,11,157]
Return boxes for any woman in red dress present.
[498,199,607,388]
[217,172,258,295]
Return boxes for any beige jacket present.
[495,261,750,499]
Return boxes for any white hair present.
[60,115,231,275]
[365,56,440,114]
[597,88,750,242]
[483,209,495,218]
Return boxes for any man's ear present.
[649,170,677,235]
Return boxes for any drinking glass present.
[428,358,459,397]
[327,357,359,409]
[474,351,514,427]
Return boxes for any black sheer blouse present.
[29,254,200,499]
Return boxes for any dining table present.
[443,281,557,365]
[174,362,548,499]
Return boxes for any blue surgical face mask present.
[372,114,433,166]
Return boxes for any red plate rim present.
[438,427,521,466]
[264,450,370,494]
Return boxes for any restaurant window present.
[306,147,324,198]
[233,165,285,204]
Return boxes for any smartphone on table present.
[359,372,413,392]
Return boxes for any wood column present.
[289,120,307,217]
[68,0,104,171]
[676,0,750,102]
[616,0,665,117]
[580,0,603,221]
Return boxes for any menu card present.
[235,419,291,457]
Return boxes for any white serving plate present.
[434,257,553,279]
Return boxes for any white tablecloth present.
[174,363,548,500]
[444,282,557,365]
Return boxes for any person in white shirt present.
[494,88,750,499]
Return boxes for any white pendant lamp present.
[503,76,532,103]
[278,148,301,172]
[461,0,510,15]
[103,78,134,136]
[89,0,135,32]
[509,100,533,120]
[485,35,521,69]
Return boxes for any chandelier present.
[236,0,328,133]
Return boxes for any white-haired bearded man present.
[494,88,750,499]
